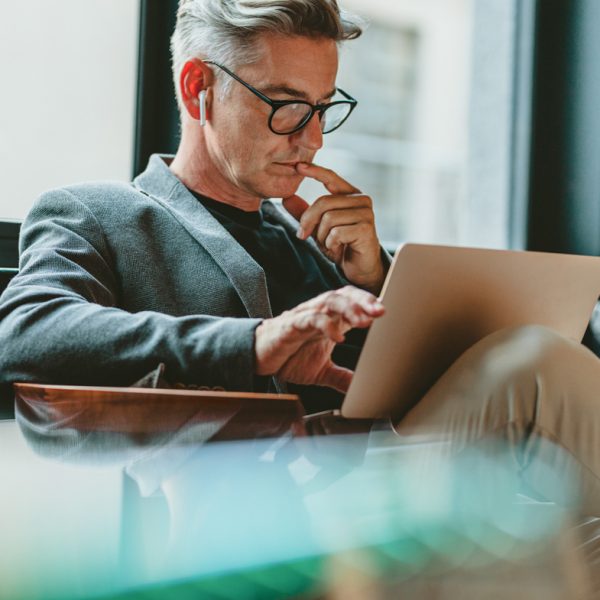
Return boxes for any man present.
[0,0,599,510]
[0,0,389,410]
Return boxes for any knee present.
[472,325,582,387]
[486,324,574,361]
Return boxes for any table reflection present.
[0,388,595,599]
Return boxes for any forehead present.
[241,33,339,95]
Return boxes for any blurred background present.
[1,0,599,256]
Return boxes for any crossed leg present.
[395,325,600,514]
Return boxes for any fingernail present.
[296,227,305,239]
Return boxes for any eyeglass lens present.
[271,102,352,134]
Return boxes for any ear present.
[179,59,213,121]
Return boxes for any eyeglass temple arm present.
[336,88,357,104]
[203,60,275,105]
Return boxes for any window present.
[297,0,524,250]
[0,0,139,221]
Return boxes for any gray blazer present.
[0,155,350,391]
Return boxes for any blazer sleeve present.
[0,190,262,390]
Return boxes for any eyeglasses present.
[204,60,357,135]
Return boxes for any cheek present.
[232,122,273,163]
[215,124,258,172]
[246,136,289,173]
[213,108,296,187]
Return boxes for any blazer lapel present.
[134,155,273,319]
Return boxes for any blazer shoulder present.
[63,180,143,206]
[30,181,161,221]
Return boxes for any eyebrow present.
[260,84,338,102]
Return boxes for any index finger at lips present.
[296,162,360,195]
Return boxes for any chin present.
[259,175,303,199]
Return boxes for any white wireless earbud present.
[199,90,207,126]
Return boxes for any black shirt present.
[191,191,366,412]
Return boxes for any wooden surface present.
[14,383,306,439]
[13,383,300,403]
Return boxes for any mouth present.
[273,161,302,173]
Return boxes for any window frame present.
[134,0,180,177]
[527,0,600,255]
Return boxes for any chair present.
[0,222,20,417]
[0,221,19,266]
[0,220,20,295]
[0,268,17,294]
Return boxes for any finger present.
[293,286,385,317]
[298,195,372,240]
[322,229,345,263]
[295,162,359,195]
[323,223,373,255]
[331,286,386,315]
[292,311,347,343]
[320,242,344,266]
[307,287,385,326]
[282,194,309,223]
[316,363,354,393]
[315,208,373,247]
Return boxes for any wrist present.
[254,320,269,376]
[346,260,386,295]
[365,247,391,294]
[362,266,386,295]
[254,317,281,376]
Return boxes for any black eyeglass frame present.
[204,60,357,135]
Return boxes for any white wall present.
[0,0,139,220]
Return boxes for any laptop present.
[341,243,600,420]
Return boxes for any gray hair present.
[170,0,363,106]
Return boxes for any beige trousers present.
[395,325,600,515]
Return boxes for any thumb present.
[317,363,354,394]
[282,194,309,222]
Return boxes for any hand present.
[254,286,385,393]
[283,162,386,294]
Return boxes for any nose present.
[292,112,323,151]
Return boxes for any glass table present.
[0,386,598,599]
